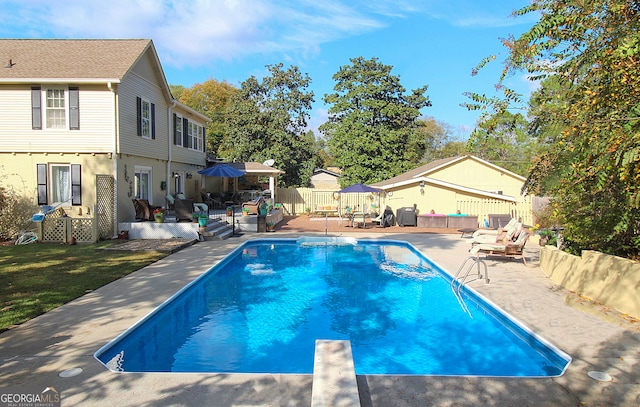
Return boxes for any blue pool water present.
[95,238,570,376]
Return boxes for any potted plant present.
[266,222,275,232]
[305,206,311,216]
[226,206,233,216]
[198,214,208,227]
[153,207,166,223]
[242,207,250,217]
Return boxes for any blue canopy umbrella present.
[338,183,381,194]
[337,183,382,213]
[198,163,245,178]
[198,163,247,235]
[198,163,246,205]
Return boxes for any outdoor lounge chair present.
[470,229,530,263]
[132,199,162,221]
[171,195,195,222]
[242,196,264,215]
[470,218,516,238]
[468,220,520,245]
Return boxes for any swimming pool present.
[95,238,571,376]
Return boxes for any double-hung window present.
[46,89,66,129]
[136,97,155,139]
[173,113,183,146]
[31,86,80,130]
[173,114,204,151]
[36,163,82,206]
[188,122,203,151]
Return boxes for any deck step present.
[200,219,234,240]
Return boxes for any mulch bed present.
[97,238,198,253]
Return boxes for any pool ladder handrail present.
[451,256,489,296]
[450,256,489,318]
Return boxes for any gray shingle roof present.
[0,39,152,81]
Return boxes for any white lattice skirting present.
[119,221,201,240]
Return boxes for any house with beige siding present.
[371,155,534,227]
[0,39,209,239]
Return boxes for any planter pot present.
[198,217,208,227]
[242,211,249,217]
[266,225,275,232]
[154,213,165,223]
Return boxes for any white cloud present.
[2,0,389,67]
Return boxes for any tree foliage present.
[177,79,237,157]
[468,0,640,258]
[414,117,470,162]
[220,64,317,187]
[320,57,432,186]
[467,110,534,175]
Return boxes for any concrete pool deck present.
[1,231,639,406]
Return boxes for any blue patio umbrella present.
[337,183,382,212]
[338,183,381,194]
[197,163,245,178]
[198,164,246,206]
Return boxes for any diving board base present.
[311,340,360,407]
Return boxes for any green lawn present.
[0,241,167,331]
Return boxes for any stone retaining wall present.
[540,246,640,318]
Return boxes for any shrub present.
[0,184,39,241]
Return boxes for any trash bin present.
[396,207,417,226]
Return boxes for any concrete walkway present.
[1,231,638,406]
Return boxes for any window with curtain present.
[50,164,71,204]
[134,167,152,201]
[36,163,81,206]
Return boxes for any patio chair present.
[468,220,520,245]
[470,229,530,264]
[471,218,516,238]
[242,196,264,215]
[132,199,162,221]
[173,195,195,222]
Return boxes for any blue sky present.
[1,0,538,138]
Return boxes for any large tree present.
[417,117,469,163]
[177,79,237,157]
[467,0,640,257]
[220,64,317,187]
[320,57,432,186]
[466,110,534,175]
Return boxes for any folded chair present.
[470,229,530,264]
[468,221,520,245]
